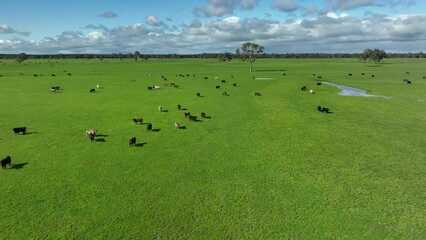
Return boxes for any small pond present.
[323,82,391,98]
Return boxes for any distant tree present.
[238,42,265,72]
[235,48,241,59]
[360,48,386,66]
[16,52,27,64]
[219,52,233,62]
[134,51,142,61]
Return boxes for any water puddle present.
[253,77,274,80]
[323,82,391,98]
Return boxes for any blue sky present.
[1,0,425,54]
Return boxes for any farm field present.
[0,58,425,239]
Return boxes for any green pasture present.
[0,58,425,239]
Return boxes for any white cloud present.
[146,15,164,27]
[194,0,259,17]
[99,11,118,19]
[0,24,30,36]
[272,0,300,12]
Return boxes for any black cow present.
[201,112,206,118]
[51,74,56,77]
[348,73,352,76]
[317,106,330,113]
[1,156,11,169]
[133,118,143,124]
[371,75,375,78]
[34,74,38,77]
[68,73,72,76]
[147,86,153,90]
[12,127,26,135]
[189,116,197,121]
[317,82,322,86]
[221,80,226,83]
[317,76,322,79]
[184,112,191,118]
[215,86,221,89]
[222,92,229,96]
[129,137,136,147]
[301,86,307,91]
[90,89,95,93]
[254,92,262,96]
[52,86,60,90]
[204,77,208,79]
[317,106,322,112]
[196,92,201,97]
[177,104,182,110]
[147,123,152,132]
[361,73,365,75]
[233,83,237,87]
[407,80,412,84]
[406,72,410,74]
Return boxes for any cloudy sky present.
[1,0,425,54]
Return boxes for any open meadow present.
[0,58,425,239]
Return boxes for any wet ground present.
[323,82,391,98]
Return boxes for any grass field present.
[0,58,425,239]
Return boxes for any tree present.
[16,52,27,64]
[219,52,233,62]
[360,48,386,66]
[134,51,142,61]
[238,42,264,72]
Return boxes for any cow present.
[189,116,197,121]
[12,127,26,135]
[348,73,352,76]
[184,112,191,118]
[34,74,38,77]
[233,83,237,87]
[1,156,11,169]
[361,73,365,75]
[317,106,322,112]
[68,73,72,76]
[49,88,57,93]
[215,86,221,89]
[174,122,180,129]
[201,112,206,118]
[52,86,60,90]
[310,90,315,94]
[254,92,262,96]
[129,137,136,147]
[317,106,330,113]
[371,75,375,78]
[177,104,182,110]
[222,92,228,96]
[317,82,322,86]
[317,76,322,79]
[282,73,286,76]
[204,77,208,80]
[196,92,201,97]
[133,118,143,124]
[301,86,307,91]
[51,74,56,77]
[159,106,163,112]
[97,84,100,88]
[90,89,96,93]
[154,86,160,90]
[221,80,226,83]
[407,80,412,84]
[147,123,152,132]
[406,72,410,74]
[147,86,153,90]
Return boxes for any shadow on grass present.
[161,110,169,113]
[181,108,188,111]
[135,142,147,147]
[203,116,212,119]
[152,128,161,132]
[178,126,186,129]
[96,134,109,137]
[96,138,106,142]
[11,163,28,169]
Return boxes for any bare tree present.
[239,42,264,72]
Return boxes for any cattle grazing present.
[174,84,179,88]
[233,83,237,87]
[221,80,226,83]
[1,156,11,169]
[49,88,57,93]
[317,82,322,86]
[201,112,206,118]
[196,92,201,97]
[154,86,160,90]
[147,123,152,132]
[310,90,315,94]
[175,122,181,129]
[254,92,262,96]
[317,106,330,113]
[215,86,221,89]
[317,76,322,79]
[423,76,426,79]
[371,75,375,77]
[147,86,153,90]
[0,75,2,77]
[90,89,96,93]
[12,127,26,135]
[403,79,408,82]
[52,86,60,90]
[51,74,56,77]
[129,137,136,147]
[133,118,143,124]
[68,73,72,76]
[97,84,100,88]
[301,86,307,91]
[204,77,208,80]
[361,73,365,75]
[34,74,38,77]
[282,73,286,76]
[159,106,163,112]
[348,73,352,76]
[189,116,197,121]
[406,72,410,74]
[184,112,191,118]
[407,80,412,84]
[313,74,316,76]
[177,104,182,110]
[222,92,229,96]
